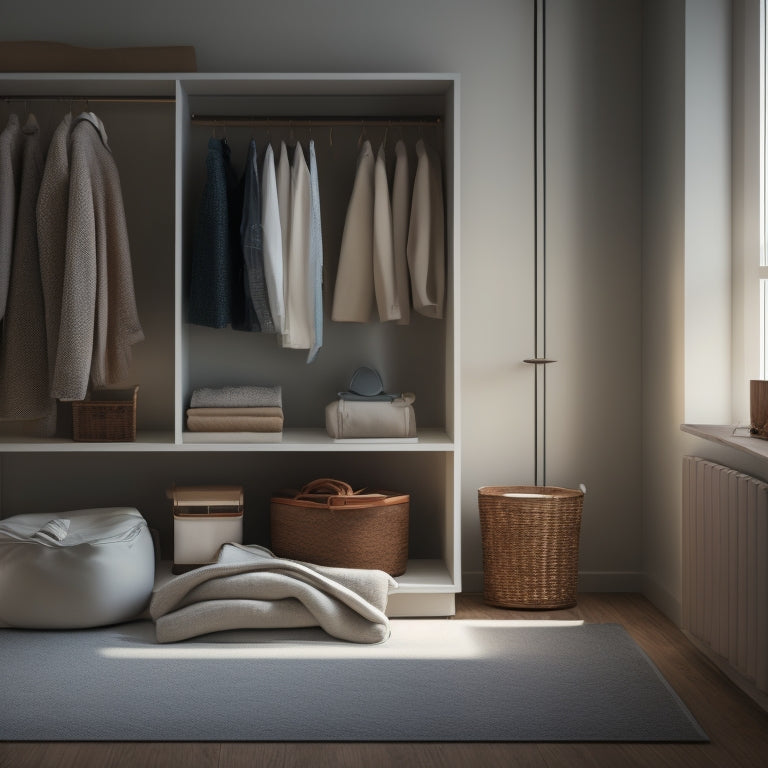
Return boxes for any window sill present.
[680,423,768,462]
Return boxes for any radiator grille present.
[682,456,768,695]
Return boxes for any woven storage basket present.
[72,386,138,442]
[270,478,409,576]
[478,485,583,609]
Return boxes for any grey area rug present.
[0,619,706,742]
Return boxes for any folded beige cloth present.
[187,407,283,418]
[186,411,284,432]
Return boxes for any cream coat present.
[407,139,445,319]
[332,140,375,322]
[282,142,312,349]
[373,142,400,322]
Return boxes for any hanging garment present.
[0,113,22,321]
[240,139,275,333]
[307,139,323,363]
[188,137,236,329]
[282,142,313,349]
[391,139,411,325]
[261,143,285,334]
[51,112,144,400]
[373,142,400,322]
[37,112,72,389]
[228,147,248,332]
[276,140,291,333]
[0,114,55,427]
[407,139,445,319]
[332,139,375,322]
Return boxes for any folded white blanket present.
[150,543,395,644]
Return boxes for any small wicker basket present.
[478,485,583,609]
[270,478,409,576]
[72,386,138,442]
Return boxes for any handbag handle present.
[294,477,387,507]
[297,478,355,498]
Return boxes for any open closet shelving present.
[0,72,460,616]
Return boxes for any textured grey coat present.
[0,114,22,321]
[0,114,56,431]
[51,113,143,400]
[37,113,72,390]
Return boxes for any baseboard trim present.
[641,574,682,627]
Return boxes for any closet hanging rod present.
[189,114,442,127]
[2,95,175,104]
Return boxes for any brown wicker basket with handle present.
[270,478,409,576]
[478,485,584,609]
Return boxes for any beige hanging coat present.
[332,140,375,322]
[407,139,445,319]
[373,142,400,322]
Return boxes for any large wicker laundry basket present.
[478,485,584,609]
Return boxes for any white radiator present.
[682,456,768,706]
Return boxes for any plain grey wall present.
[2,0,647,597]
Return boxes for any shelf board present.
[393,559,457,593]
[0,431,176,452]
[180,428,455,452]
[0,428,454,452]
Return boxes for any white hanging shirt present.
[307,139,323,363]
[261,143,285,334]
[276,141,291,340]
[282,142,312,349]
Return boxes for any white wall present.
[642,0,688,620]
[642,0,753,623]
[545,0,644,590]
[3,0,647,595]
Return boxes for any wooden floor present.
[2,592,768,768]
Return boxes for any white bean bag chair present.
[0,507,155,629]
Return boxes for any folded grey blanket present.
[190,386,282,409]
[150,543,395,644]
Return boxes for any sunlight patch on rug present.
[97,618,585,660]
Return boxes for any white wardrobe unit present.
[0,72,460,617]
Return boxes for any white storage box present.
[171,485,243,573]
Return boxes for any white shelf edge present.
[681,423,768,462]
[0,428,455,452]
[154,557,457,594]
[179,428,455,452]
[392,559,458,593]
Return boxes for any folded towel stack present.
[187,386,284,433]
